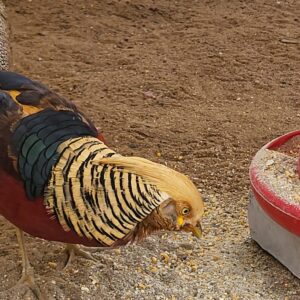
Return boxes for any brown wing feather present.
[0,71,96,130]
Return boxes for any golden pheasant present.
[0,71,204,298]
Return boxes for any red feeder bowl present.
[250,130,300,236]
[249,130,300,278]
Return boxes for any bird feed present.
[254,148,300,205]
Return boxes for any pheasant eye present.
[182,207,190,215]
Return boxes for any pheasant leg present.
[15,228,44,300]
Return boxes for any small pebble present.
[81,286,90,293]
[48,261,57,269]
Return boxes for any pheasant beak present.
[191,222,202,238]
[182,222,203,239]
[177,214,202,238]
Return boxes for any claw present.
[17,272,44,300]
[63,244,98,269]
[13,228,46,300]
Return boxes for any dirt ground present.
[0,0,300,299]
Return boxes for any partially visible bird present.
[0,71,204,298]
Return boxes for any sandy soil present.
[1,0,300,299]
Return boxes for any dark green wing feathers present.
[10,109,98,198]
